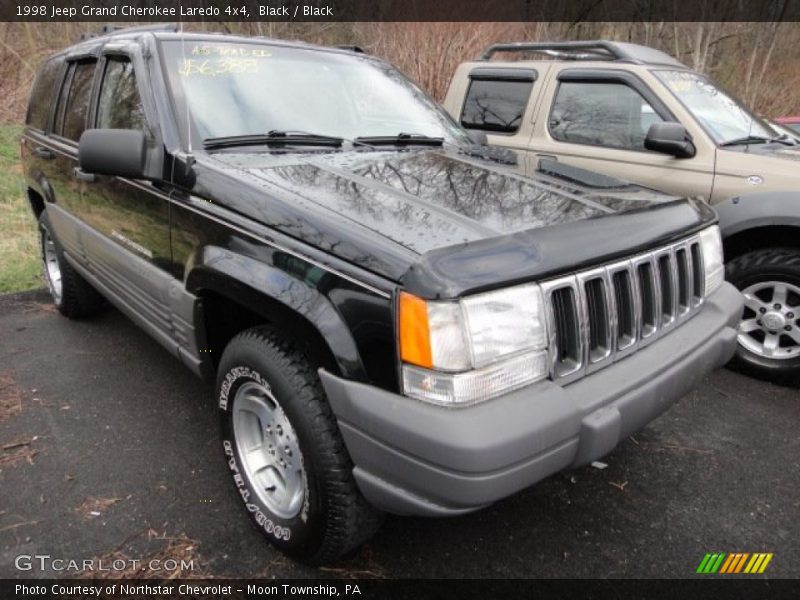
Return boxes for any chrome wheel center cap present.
[762,311,786,331]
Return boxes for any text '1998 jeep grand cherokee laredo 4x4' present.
[444,40,800,385]
[21,26,743,564]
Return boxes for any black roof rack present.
[336,45,365,54]
[80,23,179,42]
[480,40,685,67]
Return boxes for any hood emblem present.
[746,175,764,185]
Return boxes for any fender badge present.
[746,175,763,185]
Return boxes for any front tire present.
[726,248,800,387]
[217,326,383,564]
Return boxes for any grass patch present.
[0,123,41,294]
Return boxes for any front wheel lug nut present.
[759,307,767,313]
[786,325,793,331]
[788,312,795,319]
[774,303,782,309]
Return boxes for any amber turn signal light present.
[398,292,433,369]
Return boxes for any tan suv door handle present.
[72,167,96,183]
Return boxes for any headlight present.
[462,284,548,367]
[398,286,549,405]
[698,225,724,295]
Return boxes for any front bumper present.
[320,282,743,517]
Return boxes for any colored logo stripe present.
[696,553,713,573]
[720,553,749,573]
[697,553,726,573]
[697,553,773,574]
[746,553,773,574]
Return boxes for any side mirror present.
[79,129,146,179]
[466,129,488,146]
[644,122,696,158]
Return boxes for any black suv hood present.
[199,149,715,297]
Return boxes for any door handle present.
[33,146,53,160]
[536,154,558,162]
[72,167,96,183]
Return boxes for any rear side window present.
[461,75,534,134]
[96,57,146,131]
[550,81,664,150]
[60,60,97,141]
[26,58,62,131]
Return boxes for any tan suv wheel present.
[726,248,800,387]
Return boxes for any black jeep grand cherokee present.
[21,25,742,564]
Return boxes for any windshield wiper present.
[773,133,798,146]
[353,132,444,147]
[720,134,794,147]
[203,130,343,150]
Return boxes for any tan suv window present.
[550,81,663,150]
[461,79,533,134]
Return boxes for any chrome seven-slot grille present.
[541,235,705,384]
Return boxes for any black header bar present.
[3,0,800,22]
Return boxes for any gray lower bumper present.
[320,283,743,517]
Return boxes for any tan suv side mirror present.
[645,122,696,159]
[466,130,489,146]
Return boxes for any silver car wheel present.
[42,229,63,305]
[233,381,305,520]
[738,281,800,360]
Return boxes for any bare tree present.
[2,20,800,123]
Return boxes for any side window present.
[461,78,534,134]
[61,60,97,141]
[53,63,74,136]
[26,58,62,131]
[550,81,665,151]
[96,57,147,131]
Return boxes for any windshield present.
[654,70,774,145]
[160,40,469,149]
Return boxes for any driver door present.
[74,52,174,329]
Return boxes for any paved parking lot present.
[1,289,798,579]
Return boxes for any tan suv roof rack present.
[80,23,179,42]
[479,40,685,68]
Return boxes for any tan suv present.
[444,40,800,385]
